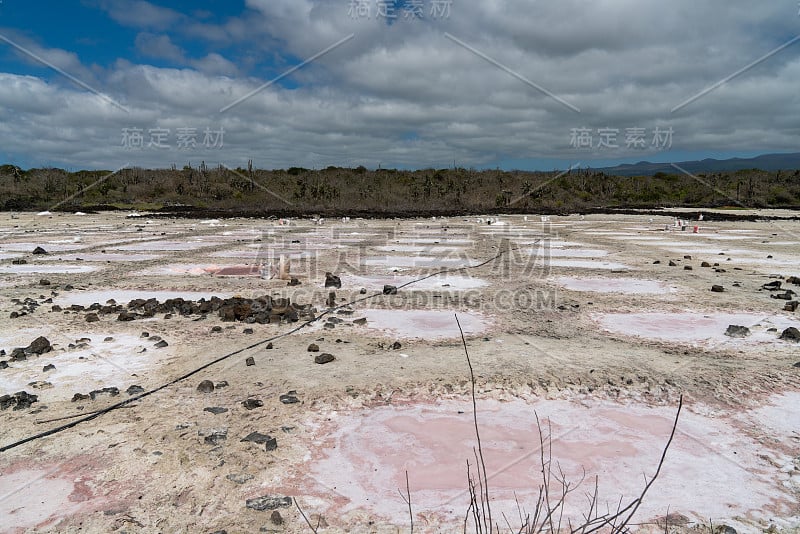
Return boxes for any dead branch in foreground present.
[455,312,683,534]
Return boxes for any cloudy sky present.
[0,0,798,171]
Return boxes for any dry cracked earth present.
[0,210,799,533]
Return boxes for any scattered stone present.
[10,348,27,362]
[197,380,215,393]
[779,327,800,342]
[655,512,691,528]
[307,343,320,352]
[85,313,100,322]
[241,432,278,451]
[243,328,254,335]
[204,407,228,414]
[360,287,367,294]
[668,260,677,267]
[211,326,223,333]
[326,291,336,307]
[71,393,91,402]
[315,353,335,364]
[652,260,660,264]
[39,279,51,286]
[27,336,52,355]
[390,341,402,350]
[279,392,299,404]
[784,301,798,312]
[0,361,8,369]
[245,496,292,511]
[353,317,367,325]
[242,398,264,410]
[0,391,38,410]
[287,277,301,286]
[126,385,145,395]
[28,380,52,390]
[700,261,711,268]
[771,290,796,301]
[724,325,750,338]
[12,259,27,264]
[683,255,692,260]
[683,265,693,270]
[324,272,342,289]
[265,342,273,349]
[204,428,228,445]
[89,387,119,400]
[383,285,398,295]
[270,511,284,526]
[215,381,229,388]
[226,473,254,484]
[245,357,255,366]
[32,246,48,255]
[117,311,137,321]
[43,363,56,372]
[153,339,168,348]
[711,285,725,293]
[713,526,738,534]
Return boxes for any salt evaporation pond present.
[357,309,489,339]
[555,276,676,294]
[0,264,98,274]
[0,334,169,402]
[595,312,800,347]
[344,273,487,290]
[297,397,794,528]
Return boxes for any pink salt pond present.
[137,264,261,276]
[0,469,84,531]
[358,309,488,339]
[555,276,676,294]
[298,397,794,529]
[595,312,800,347]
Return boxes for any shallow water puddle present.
[555,276,675,294]
[296,397,793,527]
[594,312,800,347]
[357,309,489,339]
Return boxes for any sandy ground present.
[0,211,799,533]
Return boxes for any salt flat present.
[0,210,799,533]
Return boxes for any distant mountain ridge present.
[596,152,800,176]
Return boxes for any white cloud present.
[2,0,800,169]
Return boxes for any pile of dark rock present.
[761,278,799,312]
[0,391,38,410]
[0,336,52,368]
[9,297,42,318]
[54,295,316,324]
